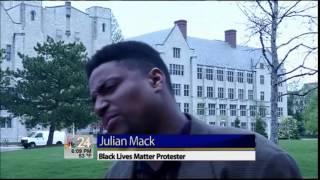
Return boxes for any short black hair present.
[85,41,173,93]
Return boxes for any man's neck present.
[146,102,189,171]
[155,107,188,134]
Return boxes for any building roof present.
[128,28,265,71]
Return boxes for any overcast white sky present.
[42,1,318,88]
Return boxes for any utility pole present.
[72,122,75,137]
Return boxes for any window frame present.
[197,67,203,79]
[218,87,224,99]
[197,86,203,97]
[228,88,234,99]
[237,72,244,83]
[217,69,224,81]
[227,70,234,82]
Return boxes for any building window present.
[172,83,181,96]
[227,71,234,82]
[278,92,283,102]
[56,29,63,40]
[197,67,203,79]
[220,121,227,127]
[206,68,213,80]
[240,105,247,116]
[5,45,12,61]
[184,84,189,96]
[74,32,80,41]
[102,23,106,32]
[197,103,205,115]
[228,88,234,99]
[217,69,224,81]
[184,103,189,113]
[176,102,181,110]
[31,10,36,21]
[6,119,12,128]
[173,47,181,58]
[231,122,235,127]
[250,105,256,117]
[230,104,237,116]
[260,75,264,85]
[237,72,244,83]
[207,86,214,98]
[278,107,283,117]
[169,64,184,76]
[238,89,244,100]
[247,72,253,84]
[208,103,215,116]
[278,77,283,87]
[241,122,247,129]
[0,120,5,128]
[209,122,215,126]
[248,90,254,100]
[218,87,224,99]
[259,107,266,117]
[219,104,226,116]
[260,63,264,69]
[260,91,265,101]
[197,86,203,97]
[251,122,256,132]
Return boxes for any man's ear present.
[148,68,166,92]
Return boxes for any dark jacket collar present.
[105,114,215,178]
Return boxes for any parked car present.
[21,130,65,148]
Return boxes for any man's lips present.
[103,114,121,132]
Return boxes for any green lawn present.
[279,139,318,179]
[0,146,113,179]
[0,139,318,178]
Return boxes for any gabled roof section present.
[128,25,193,50]
[1,3,21,24]
[161,24,193,49]
[187,37,263,71]
[127,28,265,71]
[127,28,172,48]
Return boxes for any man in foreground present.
[86,41,301,178]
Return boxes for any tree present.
[278,117,300,139]
[3,37,97,145]
[302,90,318,134]
[239,1,318,144]
[234,117,240,128]
[294,112,306,137]
[111,12,124,43]
[0,49,12,123]
[255,117,268,138]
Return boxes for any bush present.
[278,117,300,139]
[255,117,268,138]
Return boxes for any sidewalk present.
[0,145,24,152]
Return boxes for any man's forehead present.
[89,62,122,84]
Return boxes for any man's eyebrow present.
[91,77,121,96]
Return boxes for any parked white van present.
[21,131,66,148]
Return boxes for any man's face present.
[89,61,163,134]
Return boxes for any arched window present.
[102,23,106,32]
[31,10,36,21]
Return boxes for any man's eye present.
[100,84,117,95]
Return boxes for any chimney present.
[225,29,237,48]
[174,20,187,40]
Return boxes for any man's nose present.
[94,96,109,117]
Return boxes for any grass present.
[279,139,318,179]
[0,139,318,178]
[0,146,113,179]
